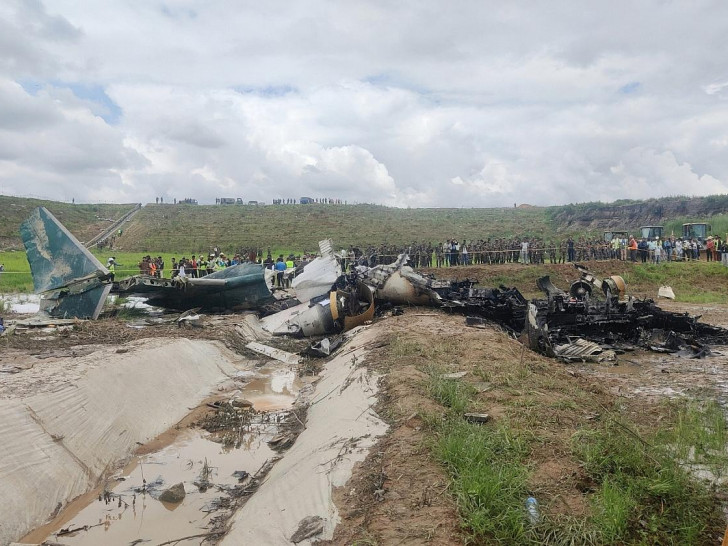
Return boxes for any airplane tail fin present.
[20,207,111,319]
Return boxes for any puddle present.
[241,365,303,411]
[22,362,305,545]
[1,293,40,314]
[578,345,728,406]
[24,428,278,546]
[0,294,161,317]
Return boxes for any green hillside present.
[0,195,138,250]
[2,194,728,255]
[115,203,555,253]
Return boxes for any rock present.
[232,399,254,408]
[158,482,186,504]
[290,515,324,543]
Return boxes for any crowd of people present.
[272,198,347,205]
[118,234,727,288]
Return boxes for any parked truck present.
[682,223,711,242]
[640,225,663,240]
[603,230,629,242]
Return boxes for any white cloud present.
[0,0,727,206]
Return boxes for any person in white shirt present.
[520,240,529,264]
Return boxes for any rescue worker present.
[107,258,115,282]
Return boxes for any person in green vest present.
[107,258,116,282]
[284,257,295,287]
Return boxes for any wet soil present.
[21,361,306,546]
[10,297,728,544]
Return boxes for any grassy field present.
[111,203,558,253]
[382,324,727,545]
[3,194,728,253]
[0,195,137,250]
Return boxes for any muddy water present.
[579,345,728,404]
[1,293,40,314]
[23,362,304,546]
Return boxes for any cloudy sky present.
[1,0,728,207]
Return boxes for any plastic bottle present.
[525,496,540,525]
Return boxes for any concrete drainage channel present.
[6,325,387,546]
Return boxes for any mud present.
[22,359,304,546]
[23,428,278,546]
[573,303,728,405]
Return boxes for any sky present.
[1,0,728,207]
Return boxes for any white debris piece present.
[292,239,341,303]
[246,341,302,365]
[658,285,675,299]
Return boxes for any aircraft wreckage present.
[18,207,728,361]
[20,207,275,319]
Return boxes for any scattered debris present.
[267,432,296,451]
[464,412,491,424]
[20,206,276,316]
[272,281,375,337]
[553,339,616,363]
[303,336,344,358]
[441,371,468,379]
[114,263,274,311]
[526,264,728,361]
[232,470,250,482]
[20,207,112,319]
[291,239,341,303]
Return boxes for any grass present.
[437,419,532,544]
[87,202,557,252]
[656,399,728,478]
[5,193,728,253]
[573,413,724,545]
[417,349,727,545]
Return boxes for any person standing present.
[275,256,286,287]
[567,238,575,262]
[520,239,529,264]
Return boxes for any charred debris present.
[271,251,728,362]
[524,265,728,361]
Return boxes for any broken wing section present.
[20,207,111,319]
[292,239,341,303]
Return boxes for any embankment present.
[0,338,243,545]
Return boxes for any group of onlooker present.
[626,236,724,263]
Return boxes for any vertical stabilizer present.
[20,207,111,319]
